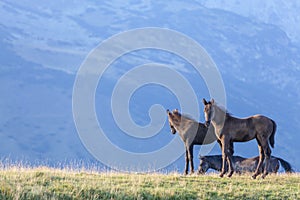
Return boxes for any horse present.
[167,109,218,175]
[202,99,277,179]
[198,155,293,174]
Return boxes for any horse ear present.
[203,98,208,105]
[211,99,215,104]
[167,109,172,115]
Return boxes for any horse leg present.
[184,148,189,175]
[229,140,234,156]
[218,139,234,155]
[226,156,234,177]
[220,155,226,177]
[252,142,265,179]
[188,145,194,174]
[220,138,229,178]
[217,140,227,173]
[225,140,234,177]
[262,144,271,179]
[217,139,222,148]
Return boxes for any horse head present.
[167,109,177,134]
[172,109,182,120]
[198,156,209,174]
[202,98,215,127]
[167,109,183,134]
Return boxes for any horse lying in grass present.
[197,155,293,174]
[167,109,218,175]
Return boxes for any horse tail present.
[269,119,276,148]
[274,157,294,173]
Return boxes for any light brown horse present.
[202,99,276,179]
[167,109,217,174]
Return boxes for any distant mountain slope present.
[198,0,300,43]
[0,0,299,171]
[0,33,92,163]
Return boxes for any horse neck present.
[207,156,222,171]
[170,115,184,137]
[173,117,194,141]
[212,105,227,128]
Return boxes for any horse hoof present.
[227,171,233,178]
[251,174,257,179]
[198,170,205,175]
[219,173,224,178]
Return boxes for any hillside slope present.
[0,0,299,171]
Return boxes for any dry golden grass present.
[0,167,299,199]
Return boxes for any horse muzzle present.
[197,168,205,175]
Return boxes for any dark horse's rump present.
[203,99,277,179]
[167,109,217,174]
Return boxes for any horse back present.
[223,114,274,142]
[234,156,258,173]
[251,115,274,131]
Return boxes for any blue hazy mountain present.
[198,0,300,44]
[0,0,299,171]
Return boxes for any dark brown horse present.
[167,109,217,174]
[203,99,276,179]
[198,155,293,174]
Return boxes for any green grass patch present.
[0,167,299,199]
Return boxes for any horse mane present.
[180,114,197,122]
[214,103,232,117]
[172,110,198,123]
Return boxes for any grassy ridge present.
[0,167,299,199]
